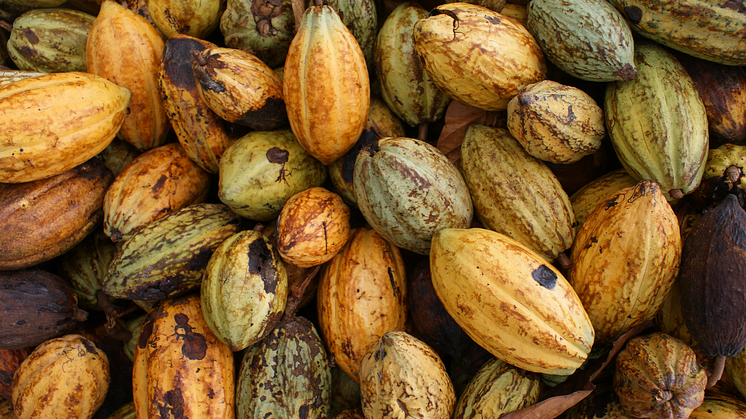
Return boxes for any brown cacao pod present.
[317,227,407,382]
[103,142,211,242]
[11,334,110,419]
[0,348,32,401]
[0,158,114,271]
[614,332,707,419]
[133,294,234,418]
[87,0,169,151]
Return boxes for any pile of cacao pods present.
[1,0,746,417]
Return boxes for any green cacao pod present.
[219,129,327,221]
[103,203,242,300]
[526,0,636,82]
[220,0,295,68]
[122,314,146,363]
[701,143,746,193]
[7,8,95,73]
[236,316,331,419]
[605,43,708,201]
[354,137,473,255]
[58,231,120,311]
[460,124,575,262]
[201,230,288,352]
[321,0,378,67]
[105,402,136,419]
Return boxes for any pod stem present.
[0,20,10,32]
[556,252,572,272]
[669,189,684,200]
[96,289,135,342]
[707,355,727,388]
[418,123,429,143]
[282,265,321,323]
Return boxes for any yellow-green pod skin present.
[374,2,450,126]
[201,230,288,352]
[605,43,709,201]
[218,129,327,221]
[689,398,746,418]
[607,0,746,66]
[702,143,746,192]
[727,347,746,401]
[430,228,595,375]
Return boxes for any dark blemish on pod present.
[174,313,208,360]
[249,238,278,294]
[137,317,154,349]
[532,265,557,290]
[158,388,186,418]
[624,6,643,24]
[80,337,97,355]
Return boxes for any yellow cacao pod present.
[145,0,224,39]
[317,227,407,382]
[86,0,169,151]
[690,399,746,418]
[11,334,110,419]
[413,2,546,111]
[0,71,129,183]
[570,180,681,344]
[283,5,370,165]
[569,169,637,230]
[430,228,595,375]
[133,294,235,419]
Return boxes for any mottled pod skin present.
[727,348,746,400]
[192,47,288,130]
[58,232,120,311]
[317,227,407,383]
[374,2,450,127]
[678,194,746,358]
[283,5,370,165]
[359,331,456,419]
[220,0,295,69]
[569,169,637,230]
[460,125,575,262]
[507,80,605,164]
[0,348,31,401]
[701,143,746,193]
[526,0,636,82]
[607,0,746,66]
[86,0,169,151]
[7,8,95,73]
[158,35,232,174]
[413,2,546,111]
[12,335,110,419]
[430,228,595,375]
[200,230,288,352]
[144,0,225,39]
[103,142,211,243]
[605,43,709,201]
[354,137,473,255]
[690,399,746,418]
[0,158,114,271]
[570,180,681,344]
[218,129,328,221]
[0,71,129,183]
[277,187,351,268]
[452,358,541,419]
[133,294,235,419]
[103,203,241,301]
[322,0,378,67]
[236,316,331,419]
[613,333,707,419]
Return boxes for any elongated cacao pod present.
[0,71,129,183]
[87,0,169,151]
[605,43,708,201]
[133,294,235,419]
[430,228,595,375]
[283,5,370,165]
[0,158,114,270]
[158,35,233,174]
[144,0,224,39]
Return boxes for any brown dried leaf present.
[435,101,505,165]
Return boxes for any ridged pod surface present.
[322,0,378,66]
[0,158,113,271]
[605,43,708,201]
[570,180,681,344]
[690,399,746,418]
[283,5,370,165]
[236,316,331,419]
[144,0,224,39]
[86,0,169,151]
[413,2,546,111]
[0,71,129,183]
[701,143,746,192]
[526,0,636,82]
[374,2,450,126]
[7,8,95,73]
[103,203,241,300]
[507,80,605,164]
[359,331,455,419]
[614,333,706,418]
[200,230,288,352]
[58,232,119,311]
[220,0,295,68]
[158,35,232,174]
[460,125,575,262]
[218,129,327,221]
[133,294,235,419]
[607,0,746,66]
[317,227,407,382]
[431,228,594,375]
[103,142,211,243]
[452,358,541,419]
[569,169,638,230]
[11,334,110,419]
[354,137,473,255]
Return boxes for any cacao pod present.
[690,398,746,418]
[0,347,31,401]
[569,169,637,230]
[145,0,225,39]
[57,231,120,311]
[220,0,295,68]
